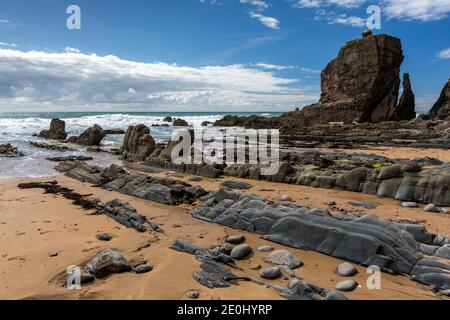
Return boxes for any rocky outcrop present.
[287,33,404,125]
[38,118,67,141]
[395,73,416,120]
[173,119,189,126]
[428,79,450,120]
[120,125,156,162]
[0,144,22,157]
[55,161,207,205]
[68,124,105,146]
[193,189,450,293]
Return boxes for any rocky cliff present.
[428,79,450,120]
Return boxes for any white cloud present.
[437,47,450,59]
[240,0,269,10]
[0,42,18,48]
[250,12,280,29]
[314,10,366,27]
[0,48,318,111]
[301,67,321,74]
[294,0,366,9]
[383,0,450,21]
[255,63,294,70]
[0,19,11,24]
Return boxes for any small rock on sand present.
[325,200,337,206]
[220,181,253,190]
[257,245,274,252]
[250,264,262,270]
[135,264,153,274]
[48,251,58,257]
[336,262,358,277]
[226,235,245,244]
[402,202,418,208]
[96,233,113,241]
[349,200,378,209]
[280,195,293,202]
[219,243,233,255]
[424,204,440,213]
[335,280,358,292]
[259,267,281,280]
[230,244,253,259]
[186,290,200,299]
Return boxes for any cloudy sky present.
[0,0,449,112]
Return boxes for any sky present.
[0,0,449,112]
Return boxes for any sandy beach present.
[1,171,448,300]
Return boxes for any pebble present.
[96,233,113,241]
[349,200,378,209]
[259,267,281,280]
[441,208,450,214]
[250,264,262,270]
[257,245,274,252]
[280,195,293,202]
[226,235,246,244]
[326,200,337,206]
[336,262,358,277]
[424,204,440,213]
[335,280,358,292]
[230,244,253,260]
[135,264,153,274]
[402,202,418,208]
[48,251,58,257]
[186,290,200,299]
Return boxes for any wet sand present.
[0,174,447,300]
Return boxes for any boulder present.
[225,235,246,244]
[230,244,253,260]
[120,125,156,162]
[259,267,281,280]
[68,124,105,146]
[135,264,153,274]
[84,249,132,279]
[38,118,67,140]
[0,144,22,157]
[264,250,303,269]
[335,280,358,292]
[428,79,450,120]
[173,119,189,126]
[220,181,253,190]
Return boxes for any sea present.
[0,112,281,179]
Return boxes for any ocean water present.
[0,112,280,179]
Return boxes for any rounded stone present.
[259,267,281,280]
[230,244,253,259]
[48,251,58,257]
[335,280,358,292]
[186,290,200,299]
[250,264,262,270]
[226,235,246,245]
[280,195,293,202]
[265,250,303,269]
[326,200,337,206]
[135,264,153,274]
[402,202,418,208]
[424,204,440,213]
[336,262,358,277]
[326,291,348,300]
[441,208,450,214]
[257,245,274,252]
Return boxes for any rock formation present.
[68,124,105,146]
[193,189,450,294]
[38,118,67,140]
[120,125,156,162]
[173,119,189,127]
[0,143,22,157]
[286,33,405,125]
[428,79,450,120]
[55,161,207,205]
[395,73,416,120]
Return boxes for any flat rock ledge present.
[55,160,207,205]
[193,189,450,295]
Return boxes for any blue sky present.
[0,0,449,112]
